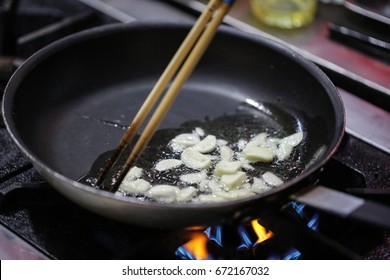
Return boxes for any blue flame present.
[237,225,253,249]
[307,213,320,231]
[290,201,306,218]
[290,201,320,231]
[283,248,302,260]
[175,246,197,260]
[268,248,302,260]
[204,226,223,246]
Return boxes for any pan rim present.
[2,21,345,211]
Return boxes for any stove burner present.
[0,0,113,59]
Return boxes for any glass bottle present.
[250,0,318,29]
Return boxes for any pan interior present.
[6,24,342,191]
[22,79,307,182]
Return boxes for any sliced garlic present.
[205,179,222,193]
[215,189,252,199]
[263,138,279,155]
[155,159,182,172]
[217,139,228,146]
[237,139,248,151]
[251,177,272,193]
[267,137,281,145]
[221,171,246,190]
[181,147,212,169]
[242,146,274,162]
[170,133,200,152]
[195,127,205,137]
[119,179,151,195]
[262,171,284,186]
[241,182,252,190]
[180,170,207,184]
[214,161,242,176]
[282,132,303,147]
[121,127,303,204]
[146,185,179,203]
[123,166,143,182]
[205,154,219,161]
[247,133,268,147]
[192,135,217,153]
[276,142,294,161]
[220,145,234,161]
[198,179,210,192]
[176,187,197,202]
[236,152,254,170]
[197,194,226,203]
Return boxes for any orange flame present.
[183,232,210,260]
[251,219,274,244]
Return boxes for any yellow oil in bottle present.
[250,0,317,29]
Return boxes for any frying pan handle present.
[291,186,390,229]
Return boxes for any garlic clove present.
[242,146,274,162]
[155,159,183,172]
[214,161,242,176]
[119,179,151,195]
[192,135,217,153]
[180,170,208,184]
[262,171,284,186]
[220,171,246,190]
[181,147,212,169]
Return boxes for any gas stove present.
[0,0,389,260]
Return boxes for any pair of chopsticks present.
[97,0,236,192]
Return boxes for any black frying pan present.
[3,22,389,228]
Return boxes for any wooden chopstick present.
[104,0,234,192]
[96,0,223,187]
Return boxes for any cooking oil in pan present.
[79,104,307,202]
